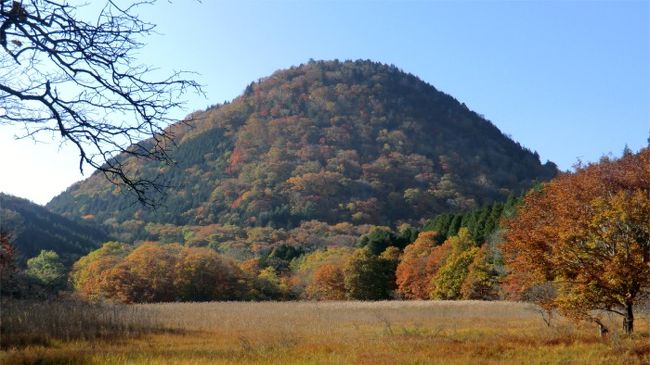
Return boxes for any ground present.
[2,301,649,364]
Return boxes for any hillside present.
[0,193,109,265]
[48,60,557,230]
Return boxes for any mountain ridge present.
[0,193,109,264]
[47,59,557,232]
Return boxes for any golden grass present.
[0,299,158,349]
[2,300,650,364]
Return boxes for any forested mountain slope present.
[0,194,109,264]
[48,60,557,229]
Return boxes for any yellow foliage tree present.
[429,229,479,300]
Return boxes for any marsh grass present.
[1,300,650,364]
[0,299,160,349]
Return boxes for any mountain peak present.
[48,60,557,229]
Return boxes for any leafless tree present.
[0,0,201,205]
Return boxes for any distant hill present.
[48,60,557,230]
[0,193,109,265]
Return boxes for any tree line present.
[1,206,508,302]
[2,148,648,336]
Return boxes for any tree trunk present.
[598,324,609,338]
[623,302,634,335]
[595,319,609,338]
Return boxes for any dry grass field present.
[2,300,650,365]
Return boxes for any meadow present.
[2,300,650,365]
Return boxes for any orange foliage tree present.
[70,242,131,301]
[175,247,246,301]
[502,149,650,335]
[291,246,354,299]
[395,231,440,299]
[306,263,346,300]
[72,242,250,303]
[103,242,181,303]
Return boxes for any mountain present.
[0,193,109,265]
[47,60,557,231]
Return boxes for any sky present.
[0,0,648,205]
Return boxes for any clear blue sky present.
[0,0,648,205]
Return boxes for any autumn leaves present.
[502,150,650,334]
[65,148,650,336]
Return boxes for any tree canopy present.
[502,149,650,335]
[26,250,66,294]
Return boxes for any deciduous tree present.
[306,263,346,300]
[430,229,478,300]
[70,241,131,301]
[26,250,66,294]
[502,149,650,335]
[344,247,393,300]
[460,244,501,300]
[395,231,440,299]
[0,1,201,204]
[175,247,245,301]
[109,242,182,303]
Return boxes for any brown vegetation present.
[1,300,649,364]
[0,299,158,349]
[502,149,650,334]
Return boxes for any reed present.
[1,299,158,349]
[1,300,649,364]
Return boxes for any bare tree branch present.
[0,0,202,205]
